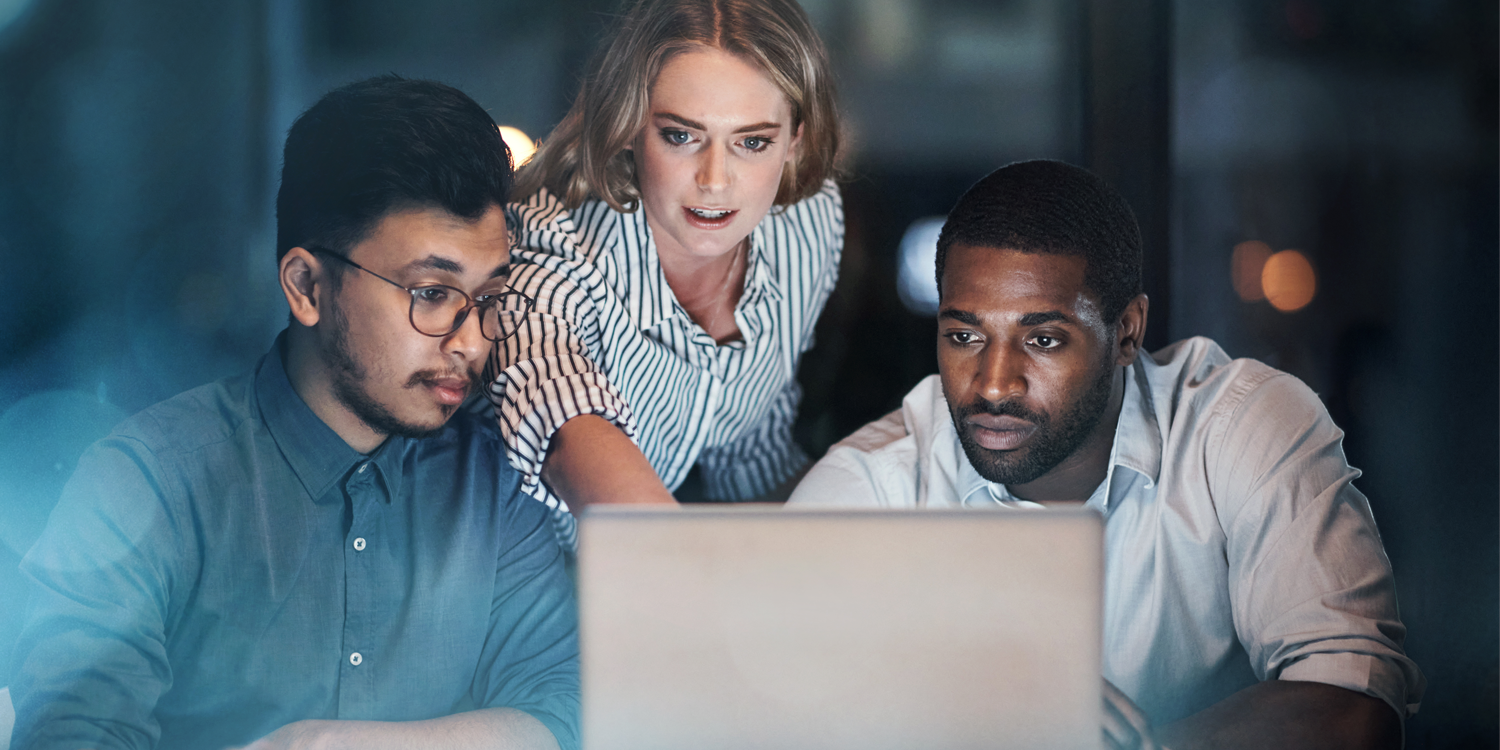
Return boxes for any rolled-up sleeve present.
[10,436,183,750]
[1209,371,1425,720]
[487,248,637,514]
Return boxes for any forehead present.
[353,204,509,271]
[650,47,792,124]
[940,243,1100,322]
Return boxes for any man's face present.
[319,204,510,440]
[937,243,1118,487]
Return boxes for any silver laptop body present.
[578,506,1104,750]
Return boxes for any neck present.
[1007,366,1126,504]
[658,240,745,304]
[283,327,387,454]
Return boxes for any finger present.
[1101,697,1140,749]
[1103,681,1155,750]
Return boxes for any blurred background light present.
[1231,240,1273,301]
[0,0,35,36]
[498,126,535,166]
[1261,249,1316,312]
[895,216,945,317]
[0,390,127,558]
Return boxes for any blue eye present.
[743,136,771,151]
[662,129,691,145]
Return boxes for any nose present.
[442,305,489,370]
[696,142,730,193]
[975,340,1026,403]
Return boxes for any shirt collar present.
[621,207,783,333]
[255,332,409,503]
[956,359,1163,510]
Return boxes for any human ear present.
[784,121,805,165]
[1114,294,1150,366]
[279,247,326,328]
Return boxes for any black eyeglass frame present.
[307,246,531,342]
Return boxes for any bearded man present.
[789,160,1423,750]
[9,76,578,750]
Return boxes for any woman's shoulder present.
[508,187,625,259]
[758,178,844,259]
[784,178,843,216]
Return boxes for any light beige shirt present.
[789,336,1424,725]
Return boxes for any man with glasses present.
[9,76,578,750]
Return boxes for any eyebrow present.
[402,256,511,282]
[656,112,783,134]
[1018,311,1072,326]
[938,309,1075,327]
[404,255,464,274]
[938,309,981,325]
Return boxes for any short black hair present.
[276,75,513,262]
[935,160,1143,323]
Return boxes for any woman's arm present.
[541,415,677,512]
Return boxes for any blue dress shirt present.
[8,335,579,750]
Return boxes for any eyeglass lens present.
[409,287,529,341]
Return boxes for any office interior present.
[0,0,1493,747]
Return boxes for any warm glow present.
[498,126,536,166]
[1231,240,1272,301]
[1261,249,1316,312]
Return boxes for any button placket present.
[338,461,383,714]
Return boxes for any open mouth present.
[683,206,737,228]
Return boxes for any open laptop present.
[577,506,1104,750]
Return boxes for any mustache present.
[404,368,475,395]
[955,397,1046,425]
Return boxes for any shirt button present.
[358,463,369,473]
[353,537,366,551]
[350,652,363,666]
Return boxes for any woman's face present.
[632,47,802,263]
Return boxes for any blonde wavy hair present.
[515,0,841,212]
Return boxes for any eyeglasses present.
[309,247,531,342]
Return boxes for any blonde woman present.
[487,0,842,545]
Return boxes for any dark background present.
[0,0,1494,746]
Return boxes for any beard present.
[324,296,470,441]
[950,356,1117,487]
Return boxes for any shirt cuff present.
[1277,651,1419,720]
[487,366,637,512]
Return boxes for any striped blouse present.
[486,180,844,546]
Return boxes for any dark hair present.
[276,75,513,263]
[935,160,1143,323]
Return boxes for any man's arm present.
[1154,681,1400,750]
[542,414,677,511]
[240,707,558,750]
[9,436,182,750]
[1192,369,1422,745]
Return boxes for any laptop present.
[577,506,1104,750]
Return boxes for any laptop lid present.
[578,506,1104,750]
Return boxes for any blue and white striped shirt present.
[487,180,844,546]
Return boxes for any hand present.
[1103,679,1161,750]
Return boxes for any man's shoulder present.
[1145,336,1306,417]
[110,369,260,458]
[789,375,941,508]
[408,403,524,496]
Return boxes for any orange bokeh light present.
[1261,249,1316,312]
[1231,241,1273,301]
[498,126,536,166]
